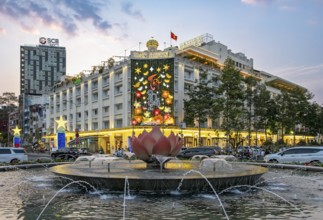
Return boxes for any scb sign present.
[39,37,59,46]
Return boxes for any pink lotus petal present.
[170,139,183,156]
[141,133,157,155]
[152,135,171,156]
[150,126,163,142]
[168,132,176,152]
[131,138,150,161]
[138,130,148,142]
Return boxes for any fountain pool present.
[49,157,267,193]
[0,165,322,219]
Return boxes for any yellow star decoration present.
[163,64,170,71]
[144,111,151,118]
[12,126,21,136]
[156,67,161,72]
[133,101,141,108]
[55,115,67,130]
[143,64,148,69]
[135,67,142,74]
[164,107,171,113]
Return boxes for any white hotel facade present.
[46,34,305,153]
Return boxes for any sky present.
[0,0,322,104]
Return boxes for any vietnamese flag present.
[171,32,178,41]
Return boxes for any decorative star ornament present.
[133,101,141,108]
[163,64,170,71]
[135,67,141,74]
[55,115,67,130]
[12,126,21,136]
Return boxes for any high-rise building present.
[19,37,66,143]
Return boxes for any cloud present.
[271,63,323,103]
[279,5,297,11]
[0,0,114,36]
[272,63,323,78]
[241,0,274,5]
[0,27,6,34]
[121,2,145,21]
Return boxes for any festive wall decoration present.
[131,58,175,126]
[55,115,67,149]
[12,126,21,147]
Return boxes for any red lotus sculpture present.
[131,126,183,163]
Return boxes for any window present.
[92,122,98,130]
[103,76,109,86]
[184,69,194,81]
[283,149,299,155]
[115,103,122,112]
[92,80,98,89]
[103,89,109,98]
[115,70,122,82]
[92,92,98,101]
[0,149,11,154]
[103,121,110,129]
[115,85,123,95]
[103,106,109,115]
[92,109,98,116]
[115,119,123,128]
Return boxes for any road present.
[27,152,51,161]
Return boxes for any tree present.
[216,58,245,148]
[0,92,18,145]
[287,89,313,145]
[184,69,214,146]
[253,83,272,141]
[244,76,258,146]
[0,92,18,107]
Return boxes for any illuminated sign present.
[179,33,213,50]
[131,58,175,126]
[39,37,59,46]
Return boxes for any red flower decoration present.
[153,108,160,115]
[135,91,142,98]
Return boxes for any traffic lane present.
[27,152,51,161]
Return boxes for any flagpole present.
[170,30,172,47]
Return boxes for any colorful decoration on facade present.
[12,126,21,147]
[55,115,67,149]
[131,58,174,126]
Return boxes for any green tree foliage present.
[0,92,18,145]
[216,58,245,147]
[244,76,258,145]
[253,84,272,140]
[184,69,214,145]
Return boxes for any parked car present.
[0,147,28,164]
[264,146,323,164]
[50,147,80,160]
[177,147,217,159]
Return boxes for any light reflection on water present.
[0,168,322,219]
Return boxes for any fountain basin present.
[50,159,267,193]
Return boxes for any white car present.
[264,146,323,164]
[0,147,28,164]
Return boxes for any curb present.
[239,161,323,172]
[0,162,72,172]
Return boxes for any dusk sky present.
[0,0,322,104]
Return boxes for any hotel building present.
[45,34,308,153]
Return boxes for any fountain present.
[50,126,267,193]
[1,133,323,219]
